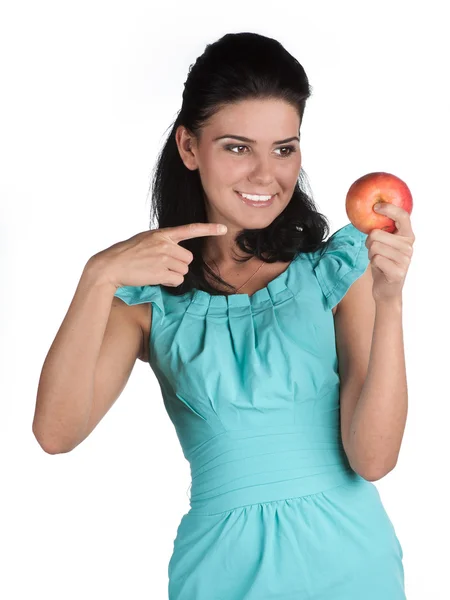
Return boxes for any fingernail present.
[374,203,383,212]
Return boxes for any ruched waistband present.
[187,425,362,515]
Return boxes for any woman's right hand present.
[88,222,228,289]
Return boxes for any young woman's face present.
[178,98,302,234]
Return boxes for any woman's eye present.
[226,145,248,154]
[225,145,296,157]
[275,146,296,157]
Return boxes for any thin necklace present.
[206,256,266,293]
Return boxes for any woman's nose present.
[248,157,274,185]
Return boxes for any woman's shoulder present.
[112,294,153,363]
[311,222,370,311]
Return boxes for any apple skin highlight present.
[346,172,413,234]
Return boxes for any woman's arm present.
[344,297,408,480]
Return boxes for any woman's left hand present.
[365,202,415,304]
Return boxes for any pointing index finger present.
[168,223,228,243]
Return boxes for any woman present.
[34,32,413,598]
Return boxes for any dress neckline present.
[186,252,306,314]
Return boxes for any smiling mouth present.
[235,191,277,207]
[235,191,277,200]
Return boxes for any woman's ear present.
[175,125,199,171]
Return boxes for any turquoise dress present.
[114,222,405,599]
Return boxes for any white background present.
[1,1,448,598]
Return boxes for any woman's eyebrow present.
[213,134,300,144]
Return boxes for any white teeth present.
[239,192,274,201]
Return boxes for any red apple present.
[345,172,413,234]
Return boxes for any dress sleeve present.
[313,222,370,311]
[113,285,165,316]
